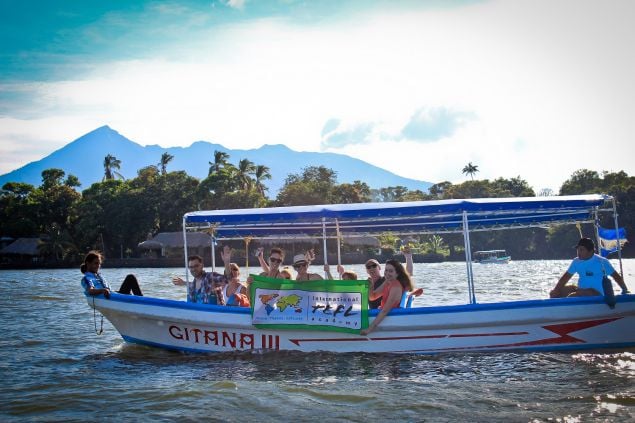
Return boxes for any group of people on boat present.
[79,244,423,333]
[81,237,630,335]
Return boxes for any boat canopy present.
[184,194,610,240]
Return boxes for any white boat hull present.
[477,257,511,264]
[89,293,635,354]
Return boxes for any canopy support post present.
[612,197,625,278]
[210,233,216,272]
[182,217,189,284]
[322,217,328,278]
[244,236,252,275]
[593,208,601,254]
[335,219,342,279]
[462,211,476,304]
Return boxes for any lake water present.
[1,260,634,421]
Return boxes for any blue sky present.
[1,0,634,192]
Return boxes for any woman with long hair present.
[361,259,415,335]
[80,251,143,298]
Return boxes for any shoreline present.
[3,252,633,270]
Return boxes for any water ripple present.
[1,262,635,421]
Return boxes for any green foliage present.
[422,234,449,256]
[438,177,535,199]
[0,182,37,237]
[276,166,338,205]
[376,233,400,254]
[3,162,635,263]
[559,169,601,195]
[372,186,410,202]
[444,180,494,199]
[39,223,78,262]
[332,181,371,204]
[557,169,635,256]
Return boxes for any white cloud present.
[223,0,246,11]
[1,0,635,194]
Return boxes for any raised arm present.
[257,247,270,273]
[221,245,232,277]
[368,280,384,300]
[337,264,345,277]
[360,285,402,335]
[305,249,316,264]
[403,245,414,276]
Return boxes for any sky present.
[1,0,634,193]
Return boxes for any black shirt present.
[368,276,385,309]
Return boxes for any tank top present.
[223,281,244,300]
[380,279,404,310]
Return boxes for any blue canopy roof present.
[184,195,609,239]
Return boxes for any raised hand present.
[305,249,316,263]
[221,245,232,263]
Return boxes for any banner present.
[250,275,369,333]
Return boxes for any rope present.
[92,296,104,335]
[244,236,253,272]
[575,222,583,238]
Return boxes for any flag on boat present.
[249,275,369,333]
[598,226,628,257]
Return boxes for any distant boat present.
[474,250,511,264]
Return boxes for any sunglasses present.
[269,257,282,264]
[366,263,379,269]
[293,263,307,269]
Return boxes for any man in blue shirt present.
[550,238,629,297]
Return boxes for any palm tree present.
[254,164,272,196]
[237,158,256,191]
[103,154,124,181]
[424,234,448,255]
[462,162,479,180]
[158,152,174,175]
[38,223,77,262]
[209,150,230,175]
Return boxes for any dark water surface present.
[1,262,634,422]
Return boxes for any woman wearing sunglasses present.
[219,245,250,307]
[292,253,323,281]
[360,259,415,336]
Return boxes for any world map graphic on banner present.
[250,276,369,333]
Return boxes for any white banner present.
[253,287,364,331]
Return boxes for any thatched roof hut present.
[0,238,43,256]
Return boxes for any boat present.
[87,194,635,354]
[474,250,511,264]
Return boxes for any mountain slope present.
[0,126,432,195]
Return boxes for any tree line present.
[1,151,633,263]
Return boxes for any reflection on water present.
[0,261,634,421]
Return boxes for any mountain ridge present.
[0,126,432,195]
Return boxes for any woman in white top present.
[220,246,249,306]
